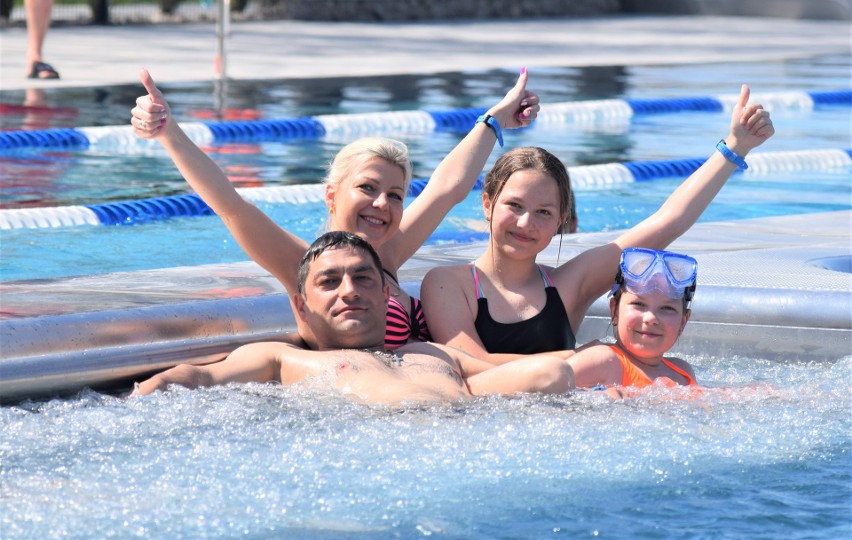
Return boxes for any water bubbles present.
[2,355,850,537]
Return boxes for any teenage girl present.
[131,68,539,349]
[568,248,698,392]
[421,84,774,363]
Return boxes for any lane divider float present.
[2,148,849,230]
[0,89,848,151]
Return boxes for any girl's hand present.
[487,67,541,130]
[131,68,172,139]
[726,84,775,154]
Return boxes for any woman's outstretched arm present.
[131,68,308,293]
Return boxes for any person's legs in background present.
[25,0,60,79]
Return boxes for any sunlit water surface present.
[1,56,850,538]
[1,55,850,280]
[2,355,850,539]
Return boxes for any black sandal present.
[28,61,60,79]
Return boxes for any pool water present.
[0,57,850,538]
[1,55,850,281]
[2,165,850,282]
[2,355,850,538]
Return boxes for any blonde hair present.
[326,137,413,194]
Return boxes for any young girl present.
[568,248,698,391]
[421,84,774,363]
[130,68,539,349]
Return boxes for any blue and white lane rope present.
[2,148,849,230]
[0,89,848,151]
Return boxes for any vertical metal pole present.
[214,0,231,117]
[215,0,229,81]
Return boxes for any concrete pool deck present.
[1,15,850,91]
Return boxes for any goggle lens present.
[618,248,697,299]
[665,256,697,284]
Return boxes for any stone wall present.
[255,0,622,21]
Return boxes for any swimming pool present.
[0,55,850,281]
[2,357,850,538]
[1,56,850,539]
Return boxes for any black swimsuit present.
[470,263,576,354]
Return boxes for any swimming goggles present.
[613,247,698,302]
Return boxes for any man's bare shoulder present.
[237,341,305,356]
[229,341,318,370]
[242,341,341,384]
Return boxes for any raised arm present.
[382,68,540,268]
[131,69,308,293]
[557,84,775,326]
[615,84,773,250]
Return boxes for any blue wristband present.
[476,114,504,147]
[716,139,748,170]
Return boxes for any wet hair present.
[326,137,413,194]
[483,146,575,234]
[297,231,385,294]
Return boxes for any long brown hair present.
[483,147,575,233]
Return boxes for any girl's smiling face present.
[612,288,691,362]
[326,157,406,249]
[484,168,563,259]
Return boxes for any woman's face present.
[484,168,563,260]
[611,289,689,361]
[325,157,406,249]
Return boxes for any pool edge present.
[1,210,850,400]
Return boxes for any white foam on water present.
[1,355,849,538]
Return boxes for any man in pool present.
[134,231,574,403]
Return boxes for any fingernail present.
[159,118,167,126]
[520,67,527,75]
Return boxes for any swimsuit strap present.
[609,344,653,388]
[472,263,552,299]
[537,265,555,288]
[661,359,696,385]
[470,262,485,299]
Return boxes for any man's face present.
[295,245,389,350]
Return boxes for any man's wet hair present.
[297,231,385,293]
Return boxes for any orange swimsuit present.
[610,344,696,388]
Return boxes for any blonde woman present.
[131,68,539,348]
